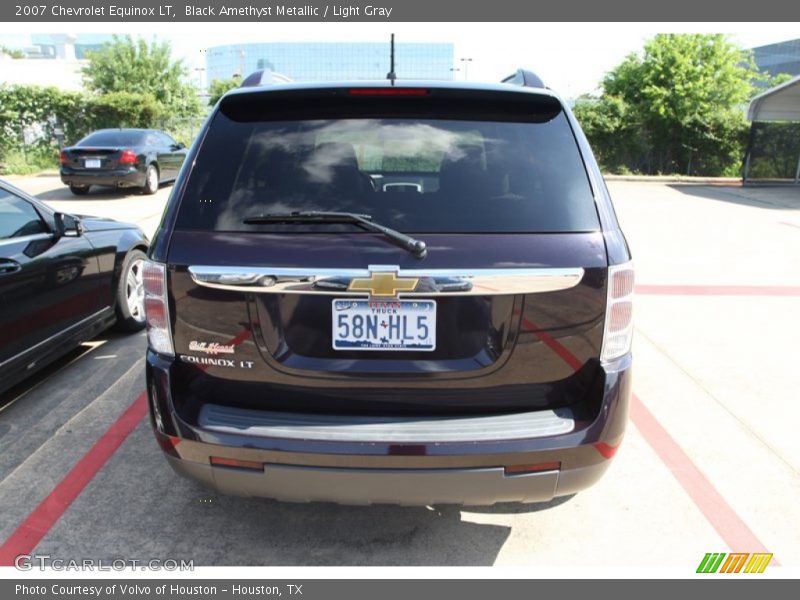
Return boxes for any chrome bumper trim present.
[187,265,584,296]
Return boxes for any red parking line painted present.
[629,395,775,560]
[0,328,255,564]
[636,284,800,297]
[0,392,148,566]
[518,317,776,560]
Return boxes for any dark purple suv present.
[144,72,633,505]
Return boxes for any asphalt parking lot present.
[0,176,798,567]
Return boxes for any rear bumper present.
[60,167,144,188]
[164,455,612,506]
[146,352,632,505]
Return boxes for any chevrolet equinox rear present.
[145,72,633,505]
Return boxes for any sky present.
[1,22,798,97]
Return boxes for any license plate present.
[84,158,101,169]
[332,299,436,351]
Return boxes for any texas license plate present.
[332,299,436,351]
[84,158,101,168]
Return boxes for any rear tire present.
[142,164,159,195]
[114,249,147,332]
[69,184,90,195]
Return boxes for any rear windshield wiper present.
[242,211,427,258]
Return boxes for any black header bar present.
[0,0,795,22]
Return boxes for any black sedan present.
[0,179,149,394]
[59,128,188,196]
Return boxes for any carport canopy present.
[744,75,800,183]
[748,75,800,121]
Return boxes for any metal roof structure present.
[743,75,800,183]
[747,74,800,122]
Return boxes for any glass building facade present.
[752,39,800,80]
[0,34,114,59]
[206,42,455,83]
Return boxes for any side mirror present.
[54,212,82,238]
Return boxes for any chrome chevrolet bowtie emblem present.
[348,272,419,297]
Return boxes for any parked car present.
[145,71,634,505]
[0,179,149,395]
[59,128,188,196]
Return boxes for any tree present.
[0,45,25,59]
[207,78,241,107]
[575,34,759,175]
[0,84,87,154]
[82,35,201,118]
[573,94,649,173]
[87,91,163,129]
[766,72,795,88]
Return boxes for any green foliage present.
[0,45,25,59]
[0,84,200,173]
[747,122,800,179]
[574,34,758,176]
[208,78,241,107]
[573,95,649,173]
[0,147,59,175]
[82,35,201,118]
[0,35,204,172]
[0,84,88,166]
[87,91,163,129]
[156,116,205,148]
[766,72,795,87]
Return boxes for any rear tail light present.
[119,149,138,165]
[143,260,174,356]
[59,150,67,164]
[601,261,635,363]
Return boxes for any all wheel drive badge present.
[347,271,419,297]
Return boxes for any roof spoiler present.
[501,69,546,89]
[240,69,293,88]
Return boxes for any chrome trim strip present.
[199,403,575,442]
[0,232,53,248]
[188,265,584,296]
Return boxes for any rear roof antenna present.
[386,33,396,85]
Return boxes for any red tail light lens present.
[119,149,138,165]
[348,88,428,96]
[59,150,67,164]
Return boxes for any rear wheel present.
[142,164,159,195]
[114,249,147,332]
[69,184,90,195]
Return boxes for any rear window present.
[78,131,145,146]
[175,94,599,233]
